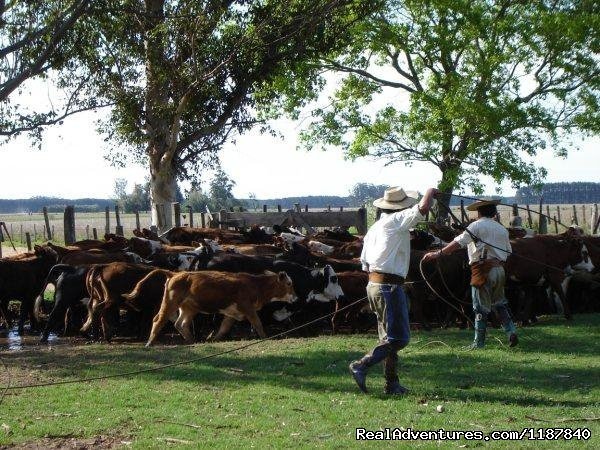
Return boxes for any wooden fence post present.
[526,205,533,229]
[219,209,227,230]
[571,204,578,225]
[277,204,282,213]
[43,206,52,240]
[592,204,599,235]
[33,224,37,242]
[538,198,547,234]
[460,200,467,223]
[0,242,2,258]
[357,207,368,235]
[172,202,181,227]
[86,225,90,239]
[553,216,559,234]
[20,224,23,243]
[105,206,110,235]
[115,203,123,236]
[187,205,193,227]
[64,205,76,245]
[93,228,98,240]
[135,211,141,231]
[52,225,55,240]
[200,212,206,228]
[305,205,308,213]
[556,206,562,224]
[262,205,267,213]
[25,232,32,251]
[582,204,586,225]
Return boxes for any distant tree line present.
[6,181,596,215]
[0,197,115,214]
[515,182,600,204]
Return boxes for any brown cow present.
[43,242,137,265]
[506,235,592,320]
[127,236,197,258]
[160,227,248,245]
[224,244,282,256]
[133,270,296,346]
[81,263,159,340]
[331,271,371,333]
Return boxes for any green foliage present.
[0,1,104,141]
[516,182,600,204]
[113,179,151,213]
[348,182,390,206]
[268,0,600,194]
[184,169,245,213]
[47,0,378,186]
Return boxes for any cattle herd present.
[0,222,598,347]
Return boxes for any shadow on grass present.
[2,330,598,410]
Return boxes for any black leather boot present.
[383,352,409,395]
[349,342,391,393]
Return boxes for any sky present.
[1,98,598,201]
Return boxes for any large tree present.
[264,0,599,205]
[35,0,376,229]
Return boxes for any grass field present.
[1,314,598,449]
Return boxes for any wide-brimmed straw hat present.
[373,187,419,210]
[466,198,501,211]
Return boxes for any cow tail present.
[122,269,174,302]
[34,264,75,322]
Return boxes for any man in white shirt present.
[422,199,518,349]
[350,186,437,395]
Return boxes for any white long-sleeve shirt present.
[453,217,511,264]
[360,204,424,277]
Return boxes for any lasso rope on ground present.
[1,295,370,392]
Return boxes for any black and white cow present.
[262,261,345,333]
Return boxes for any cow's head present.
[307,265,345,303]
[270,271,297,303]
[410,229,435,250]
[308,240,334,255]
[128,236,162,257]
[570,240,595,273]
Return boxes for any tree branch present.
[0,0,91,102]
[320,58,418,93]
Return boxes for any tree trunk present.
[144,0,176,231]
[435,160,460,223]
[149,154,177,231]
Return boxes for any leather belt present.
[368,272,405,284]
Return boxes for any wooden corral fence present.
[0,201,367,255]
[450,202,600,235]
[215,204,368,235]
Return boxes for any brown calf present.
[136,270,296,346]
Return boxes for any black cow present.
[34,264,90,342]
[0,245,58,333]
[276,243,361,272]
[205,253,275,273]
